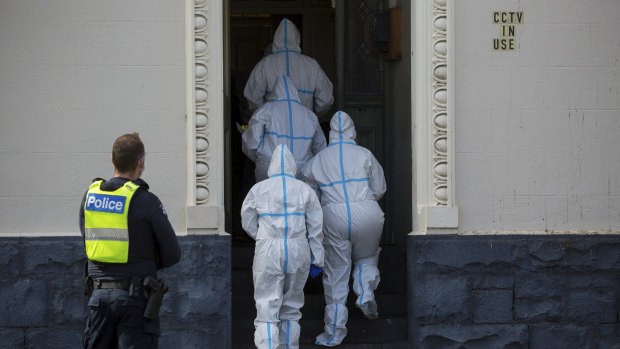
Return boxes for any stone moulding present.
[413,0,457,232]
[185,0,225,233]
[431,0,451,206]
[193,0,211,206]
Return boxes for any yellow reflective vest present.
[83,180,139,263]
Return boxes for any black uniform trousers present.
[83,288,160,349]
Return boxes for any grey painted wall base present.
[407,234,620,349]
[0,235,231,349]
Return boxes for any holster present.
[128,276,142,298]
[142,276,169,320]
[83,260,93,297]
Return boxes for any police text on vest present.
[86,194,126,214]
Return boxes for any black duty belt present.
[94,279,131,290]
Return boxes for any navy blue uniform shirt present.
[80,177,181,280]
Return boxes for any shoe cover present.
[315,304,348,347]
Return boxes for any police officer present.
[80,133,181,349]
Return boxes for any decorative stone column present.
[185,0,226,234]
[412,0,458,233]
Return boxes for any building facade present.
[1,0,618,347]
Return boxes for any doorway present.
[225,1,412,346]
[227,13,306,243]
[225,0,411,244]
[227,2,336,244]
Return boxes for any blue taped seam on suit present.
[326,304,339,345]
[328,141,356,147]
[268,173,296,180]
[358,265,365,306]
[272,98,303,105]
[286,320,291,349]
[319,178,369,188]
[281,146,289,274]
[267,322,272,349]
[259,212,304,217]
[337,111,353,240]
[265,131,313,140]
[282,75,295,154]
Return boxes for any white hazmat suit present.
[241,144,325,349]
[300,111,386,347]
[242,74,327,182]
[244,18,334,116]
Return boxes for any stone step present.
[231,317,408,347]
[232,244,406,271]
[233,292,408,320]
[231,342,409,349]
[302,344,408,349]
[231,244,408,347]
[232,268,406,295]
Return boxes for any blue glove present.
[309,264,323,279]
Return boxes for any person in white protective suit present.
[244,18,334,117]
[300,111,386,347]
[242,74,327,182]
[241,144,325,349]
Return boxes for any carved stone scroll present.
[193,0,211,205]
[431,0,449,206]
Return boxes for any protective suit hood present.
[329,111,356,144]
[267,144,297,177]
[272,18,301,53]
[272,74,300,102]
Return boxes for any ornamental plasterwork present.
[193,0,210,205]
[431,0,449,205]
[188,1,451,209]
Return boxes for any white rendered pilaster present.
[412,0,458,233]
[185,0,226,234]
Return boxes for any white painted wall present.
[0,1,186,234]
[454,0,620,232]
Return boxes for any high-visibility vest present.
[83,180,139,263]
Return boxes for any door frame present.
[184,0,227,235]
[181,0,459,235]
[411,0,458,234]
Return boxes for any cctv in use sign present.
[492,11,523,51]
